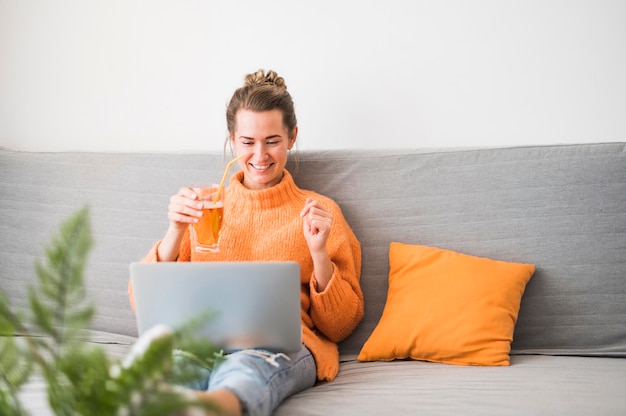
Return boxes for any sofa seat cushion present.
[275,355,626,415]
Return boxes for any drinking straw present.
[213,154,244,203]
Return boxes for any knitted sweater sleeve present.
[139,227,193,263]
[308,203,364,343]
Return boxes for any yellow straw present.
[213,154,244,203]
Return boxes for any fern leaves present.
[0,207,223,415]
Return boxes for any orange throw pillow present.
[358,242,535,366]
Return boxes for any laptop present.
[129,261,302,353]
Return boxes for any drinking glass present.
[189,183,224,252]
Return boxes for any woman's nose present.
[254,143,268,159]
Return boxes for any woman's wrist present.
[157,226,187,262]
[311,249,333,291]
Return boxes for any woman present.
[129,69,364,416]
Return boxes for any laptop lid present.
[129,261,302,353]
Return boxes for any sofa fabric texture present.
[2,142,625,415]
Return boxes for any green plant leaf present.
[29,206,94,349]
[1,206,224,415]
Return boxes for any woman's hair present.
[225,69,298,138]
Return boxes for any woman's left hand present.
[300,198,333,253]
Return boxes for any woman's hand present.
[301,198,334,290]
[167,187,203,231]
[300,198,332,252]
[157,187,202,261]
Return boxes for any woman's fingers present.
[168,187,203,225]
[301,198,332,236]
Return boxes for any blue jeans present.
[172,345,316,416]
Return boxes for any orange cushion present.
[358,242,535,366]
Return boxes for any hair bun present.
[244,69,287,90]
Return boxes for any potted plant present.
[0,207,224,415]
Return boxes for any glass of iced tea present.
[189,183,224,252]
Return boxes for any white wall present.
[1,0,624,152]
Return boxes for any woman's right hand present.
[156,187,203,261]
[167,187,203,232]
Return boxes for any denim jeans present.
[173,345,316,416]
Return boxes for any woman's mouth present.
[250,163,272,171]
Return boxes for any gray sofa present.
[2,142,625,415]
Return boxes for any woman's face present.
[231,109,297,190]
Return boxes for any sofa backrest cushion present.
[1,143,625,358]
[292,143,626,358]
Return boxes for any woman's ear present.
[288,126,298,150]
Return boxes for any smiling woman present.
[231,109,296,190]
[223,70,299,190]
[128,69,364,416]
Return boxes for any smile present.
[250,163,273,170]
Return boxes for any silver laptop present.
[129,261,302,353]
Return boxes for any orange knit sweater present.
[128,170,364,381]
